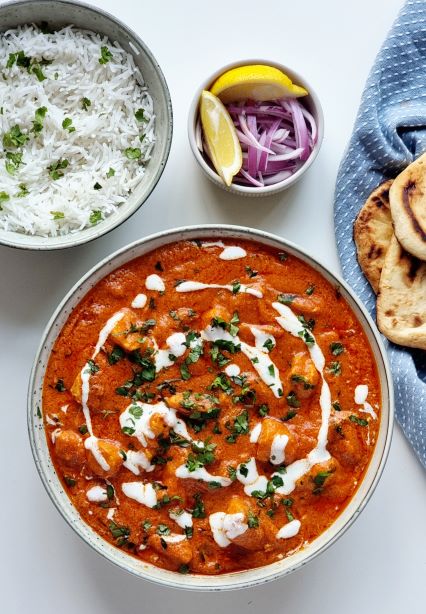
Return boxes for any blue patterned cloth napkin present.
[334,0,426,467]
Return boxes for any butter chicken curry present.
[43,239,380,574]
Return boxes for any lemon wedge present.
[199,90,242,186]
[210,64,308,104]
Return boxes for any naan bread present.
[354,180,394,293]
[389,152,426,260]
[377,234,426,350]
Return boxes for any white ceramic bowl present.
[0,0,173,250]
[28,224,393,591]
[188,60,324,197]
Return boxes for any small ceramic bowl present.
[188,59,324,197]
[0,0,173,250]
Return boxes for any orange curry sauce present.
[43,239,380,574]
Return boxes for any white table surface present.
[1,0,425,612]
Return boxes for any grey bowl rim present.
[27,223,394,591]
[187,58,324,196]
[0,0,173,251]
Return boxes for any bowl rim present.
[0,0,173,251]
[187,58,324,195]
[28,223,394,590]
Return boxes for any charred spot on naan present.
[354,179,394,293]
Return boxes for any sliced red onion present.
[258,118,281,173]
[287,99,310,161]
[239,167,264,187]
[263,170,292,185]
[200,95,316,187]
[300,106,318,143]
[238,114,275,154]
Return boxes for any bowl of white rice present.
[0,0,173,250]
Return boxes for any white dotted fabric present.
[334,0,426,467]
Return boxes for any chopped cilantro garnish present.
[210,373,232,393]
[50,210,64,220]
[129,405,143,419]
[247,511,259,528]
[0,191,10,204]
[231,281,241,294]
[178,564,190,574]
[108,345,125,365]
[291,374,314,390]
[109,521,130,546]
[86,359,99,374]
[191,493,206,518]
[48,158,68,180]
[121,425,136,436]
[226,410,249,443]
[89,210,103,224]
[16,183,29,198]
[5,151,23,174]
[212,338,241,355]
[298,315,315,330]
[227,466,237,481]
[285,509,295,522]
[32,106,47,134]
[245,266,258,278]
[330,342,344,356]
[106,167,115,178]
[135,108,147,122]
[3,124,29,148]
[251,475,284,500]
[180,362,191,381]
[278,293,295,305]
[306,283,315,295]
[62,117,75,132]
[349,415,368,426]
[327,361,342,376]
[263,338,275,352]
[29,63,46,81]
[298,328,315,347]
[124,147,141,160]
[313,470,333,494]
[99,46,113,64]
[54,378,66,392]
[6,53,17,68]
[239,463,249,477]
[186,440,216,472]
[286,391,300,408]
[258,404,269,417]
[332,400,342,411]
[81,97,91,111]
[282,410,297,421]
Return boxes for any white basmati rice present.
[0,24,155,236]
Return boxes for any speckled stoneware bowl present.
[0,0,172,250]
[28,224,393,590]
[188,60,324,197]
